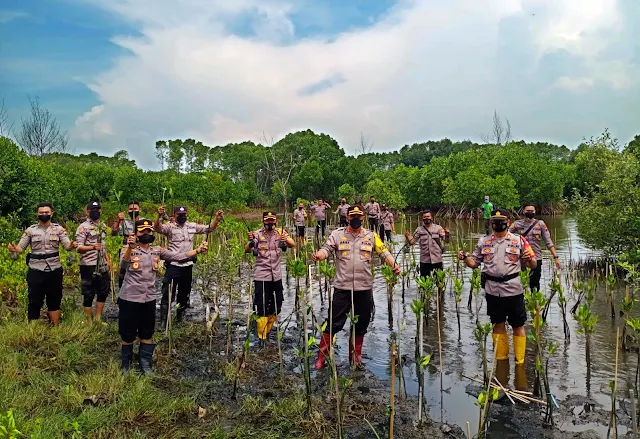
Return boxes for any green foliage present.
[337,184,355,202]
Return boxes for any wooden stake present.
[390,343,396,439]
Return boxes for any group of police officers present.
[9,195,559,380]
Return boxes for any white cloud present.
[0,10,29,23]
[554,77,595,92]
[71,0,639,168]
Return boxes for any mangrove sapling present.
[474,322,493,385]
[410,298,428,422]
[625,318,640,398]
[607,327,620,439]
[620,288,635,351]
[288,257,313,414]
[525,288,558,425]
[574,304,598,394]
[475,344,499,439]
[382,265,397,329]
[434,272,445,396]
[551,273,570,341]
[606,265,618,320]
[468,269,481,319]
[453,277,464,339]
[415,276,435,327]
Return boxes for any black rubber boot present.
[159,301,169,330]
[139,343,156,376]
[175,306,185,323]
[121,344,134,372]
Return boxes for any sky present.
[1,0,639,169]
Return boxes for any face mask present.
[138,234,155,244]
[298,207,303,210]
[89,211,101,220]
[341,201,345,204]
[176,214,187,224]
[265,223,275,231]
[129,211,139,219]
[524,212,535,219]
[492,221,508,232]
[370,200,375,204]
[349,218,362,229]
[485,199,489,203]
[423,219,432,225]
[38,214,51,223]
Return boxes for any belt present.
[29,252,60,260]
[483,272,520,283]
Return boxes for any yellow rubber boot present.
[513,335,526,365]
[265,315,277,335]
[514,364,527,391]
[256,317,269,340]
[492,333,510,361]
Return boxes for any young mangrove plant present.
[382,265,397,329]
[453,277,464,340]
[468,269,481,321]
[550,272,570,340]
[288,256,313,413]
[607,328,620,439]
[574,303,598,394]
[625,318,640,397]
[474,322,493,385]
[605,265,617,320]
[434,269,446,396]
[475,345,499,439]
[620,288,635,351]
[410,297,429,423]
[415,275,435,327]
[525,288,558,426]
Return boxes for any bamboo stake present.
[494,376,516,405]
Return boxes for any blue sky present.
[1,0,638,169]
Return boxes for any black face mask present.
[176,214,187,224]
[38,214,51,223]
[138,234,155,244]
[129,211,139,219]
[349,218,362,229]
[341,201,345,204]
[265,223,275,231]
[298,207,303,210]
[492,221,508,232]
[423,219,432,225]
[89,210,101,220]
[524,212,535,219]
[370,200,375,204]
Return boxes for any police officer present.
[245,211,295,340]
[119,219,208,374]
[404,211,449,278]
[154,205,223,326]
[310,199,331,239]
[458,209,536,366]
[364,196,381,231]
[112,200,141,288]
[333,198,350,228]
[378,204,395,243]
[76,200,111,323]
[8,202,78,325]
[509,204,561,292]
[293,202,308,246]
[312,205,400,369]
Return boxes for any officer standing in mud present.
[364,196,381,231]
[509,204,561,292]
[378,204,395,243]
[310,199,331,240]
[333,198,350,228]
[245,211,295,340]
[312,205,400,369]
[76,201,111,323]
[404,211,449,278]
[8,202,78,326]
[154,205,223,326]
[293,202,308,247]
[119,219,208,374]
[112,200,141,288]
[458,209,536,373]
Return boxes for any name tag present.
[361,244,373,252]
[339,243,351,251]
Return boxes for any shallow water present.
[196,216,635,436]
